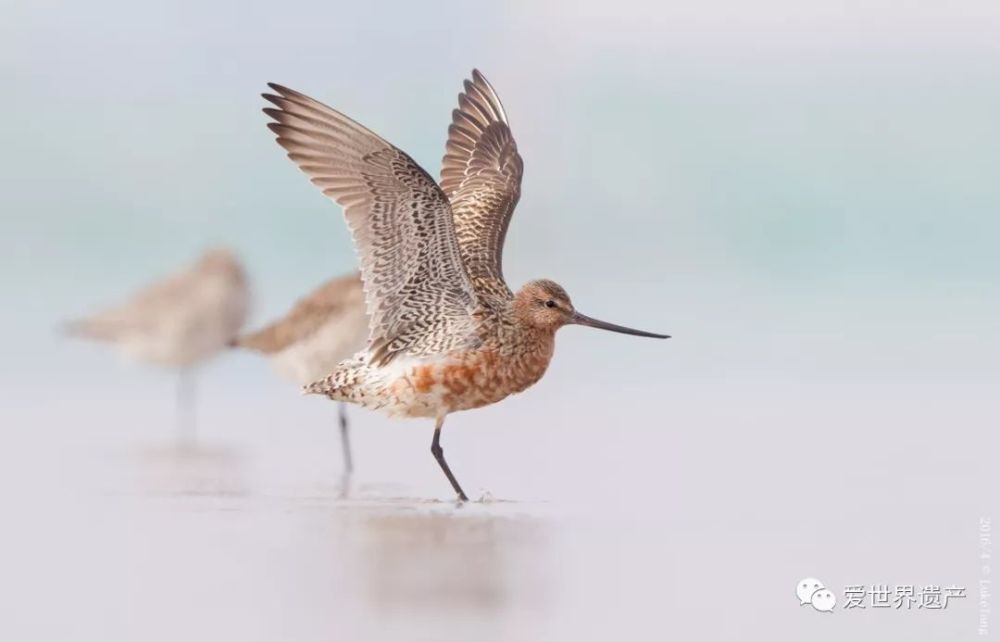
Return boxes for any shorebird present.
[263,70,669,500]
[67,248,250,445]
[233,271,367,473]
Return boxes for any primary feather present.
[441,69,524,308]
[263,83,481,366]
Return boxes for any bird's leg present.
[430,415,468,502]
[338,402,353,475]
[176,367,197,449]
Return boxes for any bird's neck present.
[490,306,557,361]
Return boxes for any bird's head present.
[513,279,670,339]
[197,247,246,282]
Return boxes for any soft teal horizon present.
[1,0,998,384]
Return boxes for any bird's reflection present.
[137,444,248,497]
[355,504,548,616]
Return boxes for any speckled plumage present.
[263,86,478,367]
[264,72,534,416]
[302,309,553,418]
[441,70,524,308]
[264,71,668,499]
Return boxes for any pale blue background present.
[1,1,997,640]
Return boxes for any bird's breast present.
[394,338,555,415]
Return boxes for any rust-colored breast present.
[405,334,554,414]
[412,365,437,394]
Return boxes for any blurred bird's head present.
[197,247,246,282]
[514,279,670,339]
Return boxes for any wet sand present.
[1,379,991,641]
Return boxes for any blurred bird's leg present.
[338,402,353,475]
[430,415,468,502]
[176,367,197,448]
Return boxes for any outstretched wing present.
[263,84,478,365]
[440,70,524,307]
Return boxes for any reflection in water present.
[136,444,248,497]
[332,501,550,637]
[103,446,552,641]
[365,510,510,610]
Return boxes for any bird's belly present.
[382,349,551,418]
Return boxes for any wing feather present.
[440,70,524,306]
[263,84,478,364]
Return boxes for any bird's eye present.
[545,300,557,309]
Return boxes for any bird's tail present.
[303,355,370,402]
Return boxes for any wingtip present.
[265,83,300,101]
[471,69,496,92]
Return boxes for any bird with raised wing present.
[67,248,250,445]
[263,70,669,500]
[234,272,367,473]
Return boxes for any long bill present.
[570,312,671,339]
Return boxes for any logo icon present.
[797,577,836,613]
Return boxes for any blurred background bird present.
[233,271,368,475]
[66,247,250,446]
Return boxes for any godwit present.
[234,272,367,473]
[67,248,250,445]
[263,70,668,500]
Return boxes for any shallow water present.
[1,376,993,641]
